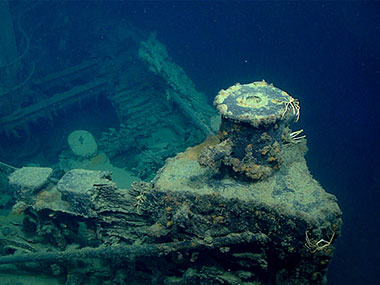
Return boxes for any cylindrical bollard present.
[198,80,300,180]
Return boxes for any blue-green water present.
[0,1,379,284]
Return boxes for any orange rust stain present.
[178,136,220,160]
[267,156,276,162]
[90,152,107,166]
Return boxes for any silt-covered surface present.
[214,80,293,127]
[153,137,341,228]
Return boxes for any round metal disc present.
[214,80,293,126]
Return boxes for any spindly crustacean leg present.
[281,96,300,122]
[305,231,335,253]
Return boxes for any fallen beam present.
[0,79,109,134]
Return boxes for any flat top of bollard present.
[214,80,297,127]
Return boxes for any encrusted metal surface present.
[214,80,293,126]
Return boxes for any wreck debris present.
[0,231,266,266]
[56,169,114,217]
[0,160,17,175]
[0,131,342,284]
[138,32,217,136]
[67,130,98,159]
[0,8,342,283]
[9,166,52,203]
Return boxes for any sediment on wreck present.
[0,81,342,285]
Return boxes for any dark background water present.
[4,1,380,284]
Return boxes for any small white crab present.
[305,231,335,253]
[281,96,300,122]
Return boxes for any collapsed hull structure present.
[0,5,341,283]
[0,82,342,284]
